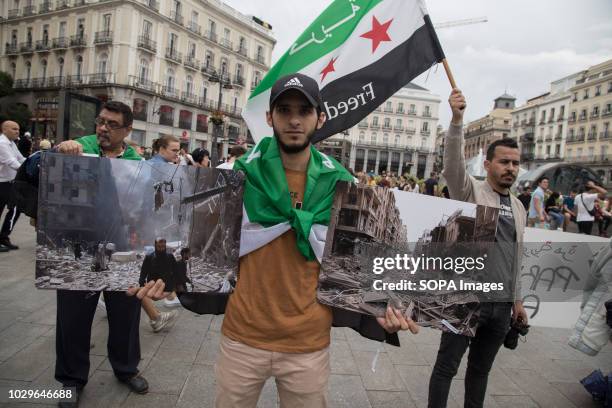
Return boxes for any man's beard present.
[498,172,516,188]
[273,124,313,154]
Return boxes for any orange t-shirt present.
[221,168,332,353]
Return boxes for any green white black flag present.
[243,0,446,143]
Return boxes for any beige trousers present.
[215,335,330,408]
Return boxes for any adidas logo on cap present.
[284,77,303,88]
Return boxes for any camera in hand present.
[504,317,530,350]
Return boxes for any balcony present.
[237,46,248,57]
[129,76,157,93]
[23,5,36,16]
[520,152,535,161]
[56,0,70,10]
[187,22,201,35]
[520,133,534,143]
[423,112,432,118]
[46,76,65,87]
[554,133,562,141]
[137,36,157,53]
[536,136,543,143]
[557,115,564,122]
[94,31,112,45]
[161,86,179,99]
[7,9,20,19]
[66,75,84,86]
[13,79,30,88]
[254,54,265,65]
[406,128,416,135]
[181,91,198,104]
[407,110,417,116]
[567,155,610,164]
[568,116,576,124]
[251,80,260,90]
[140,0,158,11]
[600,131,610,140]
[393,125,404,131]
[5,44,19,55]
[539,119,546,125]
[590,112,600,119]
[30,78,47,88]
[51,37,68,49]
[578,114,587,122]
[201,65,216,76]
[382,125,392,131]
[170,11,183,26]
[35,40,51,52]
[233,75,245,87]
[587,132,597,141]
[421,130,431,136]
[39,1,52,13]
[19,42,34,54]
[370,123,380,130]
[544,135,552,142]
[384,107,394,113]
[184,56,200,70]
[396,109,404,114]
[220,38,233,50]
[165,48,182,63]
[358,122,368,129]
[204,30,217,43]
[73,0,85,5]
[69,35,86,48]
[602,110,612,118]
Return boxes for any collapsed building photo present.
[35,153,243,293]
[318,182,482,336]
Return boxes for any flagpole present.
[441,59,457,89]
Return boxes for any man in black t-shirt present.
[517,186,531,211]
[424,172,439,196]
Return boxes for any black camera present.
[504,318,530,350]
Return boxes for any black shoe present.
[58,386,81,407]
[0,244,9,252]
[119,374,149,394]
[0,239,18,250]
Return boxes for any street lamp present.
[208,71,233,164]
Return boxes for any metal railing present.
[204,30,217,43]
[184,56,200,70]
[69,35,86,47]
[137,36,156,53]
[23,5,36,16]
[187,22,201,35]
[19,42,34,53]
[94,31,112,44]
[129,75,157,92]
[56,0,70,10]
[237,46,248,57]
[39,1,52,13]
[165,48,182,63]
[35,40,51,51]
[170,11,183,25]
[220,38,233,49]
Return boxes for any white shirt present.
[0,134,25,182]
[575,193,598,222]
[216,161,234,170]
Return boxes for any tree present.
[0,71,14,98]
[0,103,32,131]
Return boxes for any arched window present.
[97,53,108,74]
[359,131,365,141]
[58,57,64,78]
[75,55,83,78]
[25,61,32,81]
[40,59,47,79]
[383,133,389,143]
[138,58,149,82]
[166,68,175,90]
[185,75,194,94]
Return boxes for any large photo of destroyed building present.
[35,153,243,293]
[318,182,500,336]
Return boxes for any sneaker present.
[119,374,148,394]
[0,239,18,250]
[163,297,181,307]
[150,310,178,333]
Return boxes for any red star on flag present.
[360,16,393,53]
[320,56,338,82]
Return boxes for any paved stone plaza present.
[0,219,609,407]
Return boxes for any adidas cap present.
[269,73,323,110]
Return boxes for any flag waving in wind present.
[242,0,446,144]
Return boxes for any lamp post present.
[209,71,232,165]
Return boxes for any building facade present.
[463,94,515,160]
[511,72,582,170]
[0,0,275,158]
[334,83,440,179]
[566,59,612,187]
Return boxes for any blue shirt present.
[563,196,575,211]
[148,154,171,164]
[528,187,545,218]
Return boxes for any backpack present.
[10,151,41,219]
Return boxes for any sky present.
[223,0,612,127]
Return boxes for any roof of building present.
[403,82,428,91]
[495,93,516,100]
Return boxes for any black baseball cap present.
[269,73,323,110]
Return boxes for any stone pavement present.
[0,219,610,408]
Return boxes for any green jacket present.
[76,134,141,160]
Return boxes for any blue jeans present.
[428,302,512,408]
[547,211,564,229]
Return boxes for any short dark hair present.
[229,145,247,159]
[101,101,133,127]
[536,176,549,186]
[191,148,210,164]
[486,138,519,161]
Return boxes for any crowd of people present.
[519,176,610,236]
[0,71,609,408]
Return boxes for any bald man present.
[0,120,25,251]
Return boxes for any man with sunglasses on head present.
[54,101,147,407]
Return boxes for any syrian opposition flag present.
[242,0,446,143]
